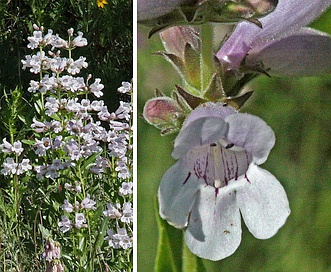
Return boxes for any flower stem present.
[182,240,198,272]
[200,23,214,93]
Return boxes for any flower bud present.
[160,26,200,59]
[143,97,184,134]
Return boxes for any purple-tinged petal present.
[172,117,228,159]
[225,113,275,165]
[253,0,331,44]
[138,0,189,21]
[185,185,242,261]
[246,28,331,76]
[217,0,331,69]
[237,164,290,239]
[216,23,255,71]
[184,103,237,125]
[158,159,204,228]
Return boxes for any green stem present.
[13,167,23,270]
[200,23,214,92]
[182,238,198,272]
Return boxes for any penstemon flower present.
[216,0,331,76]
[139,0,331,269]
[158,102,290,260]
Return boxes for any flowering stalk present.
[0,25,133,270]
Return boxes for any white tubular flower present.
[80,194,96,210]
[119,182,133,196]
[121,202,133,223]
[74,213,87,229]
[17,159,32,175]
[89,78,104,97]
[58,215,72,233]
[159,102,290,261]
[0,138,23,155]
[217,0,331,76]
[72,32,88,47]
[103,203,122,219]
[1,157,18,175]
[27,30,43,49]
[117,81,132,94]
[62,200,74,213]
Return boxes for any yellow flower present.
[97,0,108,8]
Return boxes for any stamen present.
[225,143,234,149]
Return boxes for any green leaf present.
[154,200,180,272]
[38,224,52,239]
[20,139,35,145]
[93,216,109,251]
[203,73,223,101]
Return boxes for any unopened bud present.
[68,28,74,36]
[160,26,200,59]
[143,97,183,134]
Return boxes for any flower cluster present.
[0,139,32,175]
[103,182,133,250]
[42,239,64,272]
[21,25,132,182]
[104,228,132,250]
[58,194,97,233]
[0,25,133,269]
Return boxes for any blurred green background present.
[138,8,331,272]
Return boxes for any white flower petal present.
[185,185,242,261]
[237,164,290,239]
[158,160,203,228]
[172,117,228,159]
[225,113,275,165]
[246,27,331,76]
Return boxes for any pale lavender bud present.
[68,28,74,37]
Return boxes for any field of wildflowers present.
[0,0,132,271]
